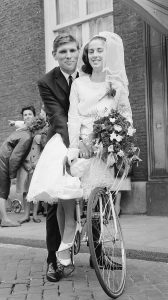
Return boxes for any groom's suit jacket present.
[38,67,73,147]
[37,66,78,253]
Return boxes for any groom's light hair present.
[52,33,79,55]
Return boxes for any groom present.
[37,33,79,282]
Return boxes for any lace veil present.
[77,31,128,89]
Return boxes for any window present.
[56,0,79,24]
[44,0,114,71]
[87,0,113,14]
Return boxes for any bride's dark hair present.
[81,36,106,75]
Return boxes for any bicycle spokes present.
[87,187,126,298]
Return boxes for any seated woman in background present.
[0,106,35,227]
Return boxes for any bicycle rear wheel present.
[87,187,126,298]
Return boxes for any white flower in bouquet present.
[108,145,114,152]
[117,150,125,157]
[115,134,123,142]
[114,124,122,132]
[110,132,117,141]
[127,126,136,136]
[109,117,116,123]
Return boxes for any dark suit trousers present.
[46,204,61,262]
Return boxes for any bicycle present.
[67,160,135,299]
[72,188,125,299]
[63,148,141,298]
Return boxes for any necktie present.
[68,75,73,90]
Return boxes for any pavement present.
[0,244,168,300]
[0,212,168,300]
[0,212,168,262]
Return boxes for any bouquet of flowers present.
[92,109,141,175]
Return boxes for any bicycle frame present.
[75,199,83,236]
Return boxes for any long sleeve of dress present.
[116,84,132,124]
[68,81,81,148]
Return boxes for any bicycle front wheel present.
[87,187,126,299]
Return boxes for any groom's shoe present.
[46,262,63,282]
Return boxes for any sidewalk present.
[0,212,168,262]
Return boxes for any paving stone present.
[129,294,148,300]
[28,286,43,294]
[0,283,13,289]
[1,245,168,300]
[156,284,168,294]
[27,294,42,300]
[0,287,12,295]
[7,295,26,300]
[29,278,43,286]
[12,284,27,293]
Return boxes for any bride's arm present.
[68,80,81,149]
[68,80,92,159]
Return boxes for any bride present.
[27,31,132,267]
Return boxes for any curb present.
[126,248,168,263]
[0,237,46,249]
[0,237,168,263]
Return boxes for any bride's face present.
[88,38,105,72]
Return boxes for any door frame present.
[145,24,168,180]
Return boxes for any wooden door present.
[146,26,168,179]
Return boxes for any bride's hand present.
[79,141,93,159]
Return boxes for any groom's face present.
[54,42,79,75]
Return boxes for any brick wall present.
[0,0,45,144]
[113,0,148,181]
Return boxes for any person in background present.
[16,106,47,224]
[0,107,34,227]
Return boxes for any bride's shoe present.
[57,250,72,267]
[57,223,78,267]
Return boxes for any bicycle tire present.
[87,187,126,298]
[74,231,81,255]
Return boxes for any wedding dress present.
[68,75,132,199]
[27,133,83,203]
